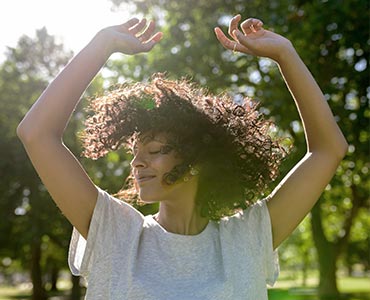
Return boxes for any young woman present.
[17,15,347,300]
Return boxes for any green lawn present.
[268,288,370,300]
[268,276,370,300]
[0,285,31,300]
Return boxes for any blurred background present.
[0,0,369,299]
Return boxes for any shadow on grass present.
[0,290,78,300]
[268,288,370,300]
[0,294,31,300]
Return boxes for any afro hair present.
[81,73,288,219]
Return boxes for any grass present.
[0,287,72,300]
[0,285,31,300]
[0,276,369,299]
[0,283,73,300]
[338,277,370,293]
[268,276,370,300]
[268,289,370,300]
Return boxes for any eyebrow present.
[132,138,168,154]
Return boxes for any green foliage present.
[0,28,73,286]
[279,217,317,279]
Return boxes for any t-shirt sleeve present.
[250,200,280,286]
[224,199,279,287]
[68,187,144,278]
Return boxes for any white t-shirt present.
[69,188,279,300]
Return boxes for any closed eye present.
[149,150,161,154]
[148,145,173,155]
[160,145,173,154]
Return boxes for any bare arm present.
[215,15,348,249]
[17,18,162,239]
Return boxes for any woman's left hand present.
[214,15,293,62]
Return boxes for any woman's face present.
[130,133,188,203]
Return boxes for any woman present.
[17,15,347,299]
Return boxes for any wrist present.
[274,41,297,65]
[90,29,115,61]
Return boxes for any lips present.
[136,175,156,183]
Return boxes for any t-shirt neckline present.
[146,214,214,240]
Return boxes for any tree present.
[0,23,144,298]
[279,217,317,286]
[108,0,369,298]
[0,28,73,300]
[291,1,369,298]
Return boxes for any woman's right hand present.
[98,18,163,57]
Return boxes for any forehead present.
[132,132,169,149]
[140,132,168,144]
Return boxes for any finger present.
[149,31,163,43]
[232,40,253,55]
[241,18,264,35]
[137,20,156,42]
[228,14,241,40]
[215,27,251,54]
[214,27,233,49]
[141,34,162,52]
[122,18,139,28]
[114,18,140,33]
[129,18,147,35]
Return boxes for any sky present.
[0,0,133,61]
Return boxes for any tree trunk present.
[71,274,81,300]
[316,242,340,299]
[311,203,340,300]
[310,185,365,299]
[50,265,59,292]
[31,238,46,300]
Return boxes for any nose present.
[130,151,148,169]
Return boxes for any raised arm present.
[17,18,162,239]
[215,15,348,248]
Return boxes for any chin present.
[140,198,158,204]
[138,192,159,203]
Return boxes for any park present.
[0,0,369,299]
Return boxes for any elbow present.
[324,139,348,163]
[327,140,348,165]
[336,136,349,161]
[327,131,349,162]
[17,120,42,145]
[17,121,28,143]
[17,120,61,146]
[309,137,348,163]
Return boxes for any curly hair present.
[81,73,288,220]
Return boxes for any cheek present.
[153,156,180,174]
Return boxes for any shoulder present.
[69,187,145,276]
[218,199,272,241]
[93,187,145,229]
[97,187,142,211]
[221,199,269,224]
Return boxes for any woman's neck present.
[155,203,209,235]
